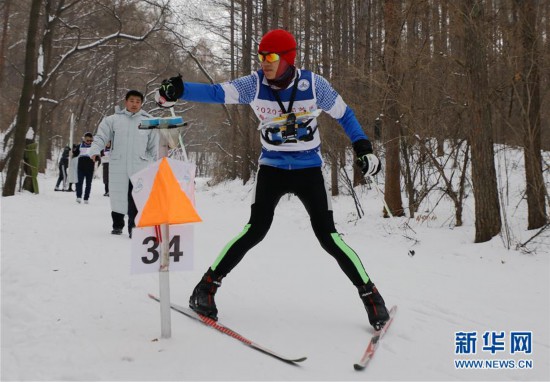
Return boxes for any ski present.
[148,294,307,364]
[353,305,398,371]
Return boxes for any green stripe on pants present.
[330,232,370,284]
[211,224,252,271]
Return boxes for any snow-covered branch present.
[41,1,170,88]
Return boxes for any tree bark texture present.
[516,0,547,229]
[382,0,405,217]
[3,0,41,196]
[461,0,502,242]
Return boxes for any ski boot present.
[358,281,390,330]
[189,268,223,320]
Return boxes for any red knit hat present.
[258,29,297,66]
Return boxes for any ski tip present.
[292,357,308,363]
[353,363,365,371]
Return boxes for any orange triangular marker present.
[137,158,202,227]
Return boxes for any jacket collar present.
[116,108,149,118]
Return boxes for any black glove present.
[161,75,184,101]
[353,139,381,176]
[156,75,184,107]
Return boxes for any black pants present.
[76,169,93,200]
[55,162,68,189]
[112,180,137,233]
[102,163,109,193]
[210,165,371,286]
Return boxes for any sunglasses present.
[85,140,93,143]
[258,52,281,63]
[257,49,295,63]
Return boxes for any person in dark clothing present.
[55,146,71,191]
[73,132,100,204]
[100,141,111,196]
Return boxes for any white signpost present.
[130,116,200,339]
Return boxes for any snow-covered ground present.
[1,161,549,381]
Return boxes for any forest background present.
[0,0,548,245]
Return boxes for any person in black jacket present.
[54,146,71,191]
[73,132,100,204]
[100,141,111,196]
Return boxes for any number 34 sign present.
[130,224,194,274]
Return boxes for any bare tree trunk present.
[330,154,338,196]
[113,38,119,105]
[3,0,41,196]
[356,0,368,72]
[229,0,238,180]
[382,0,404,217]
[352,0,369,187]
[330,0,342,196]
[261,0,268,35]
[433,0,446,157]
[33,0,59,173]
[241,0,254,184]
[516,0,547,229]
[282,0,289,30]
[320,0,330,78]
[366,0,373,75]
[461,0,501,242]
[271,0,279,29]
[303,0,311,68]
[0,0,11,84]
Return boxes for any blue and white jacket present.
[181,69,368,170]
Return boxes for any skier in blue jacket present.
[156,29,389,330]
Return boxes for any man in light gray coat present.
[90,90,159,237]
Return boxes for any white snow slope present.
[1,159,549,381]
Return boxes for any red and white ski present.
[148,294,307,364]
[354,305,397,370]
